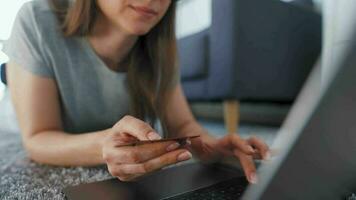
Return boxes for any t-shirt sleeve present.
[2,2,54,78]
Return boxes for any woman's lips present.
[130,5,158,17]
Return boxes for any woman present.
[3,0,270,183]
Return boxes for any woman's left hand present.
[196,134,270,184]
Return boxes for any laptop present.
[63,163,249,200]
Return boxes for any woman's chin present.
[126,25,152,36]
[132,29,150,36]
[133,30,150,36]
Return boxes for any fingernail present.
[264,151,271,160]
[147,132,161,140]
[177,151,192,161]
[166,142,180,151]
[247,145,255,153]
[249,172,258,184]
[185,139,192,145]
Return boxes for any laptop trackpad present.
[63,163,245,200]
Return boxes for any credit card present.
[114,135,200,148]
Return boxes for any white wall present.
[0,0,32,100]
[0,42,6,100]
[175,0,212,39]
[0,0,33,40]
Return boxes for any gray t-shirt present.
[3,0,132,133]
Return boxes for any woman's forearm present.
[24,129,110,166]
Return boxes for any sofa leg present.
[223,100,240,134]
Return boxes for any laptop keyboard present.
[164,177,248,200]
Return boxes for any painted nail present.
[166,142,180,151]
[185,139,192,145]
[247,145,255,153]
[177,151,192,161]
[249,172,258,184]
[147,132,162,140]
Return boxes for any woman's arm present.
[7,62,108,166]
[164,85,206,138]
[7,62,192,181]
[164,84,220,159]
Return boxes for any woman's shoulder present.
[6,0,82,76]
[19,0,64,41]
[24,0,52,11]
[18,0,79,58]
[20,0,56,22]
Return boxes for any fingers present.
[124,149,192,174]
[225,134,270,161]
[234,149,258,184]
[107,164,141,182]
[143,149,192,171]
[224,134,255,155]
[247,136,270,160]
[113,115,161,141]
[114,141,184,164]
[112,132,139,145]
[111,149,192,181]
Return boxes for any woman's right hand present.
[102,115,192,181]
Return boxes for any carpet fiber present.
[0,131,114,200]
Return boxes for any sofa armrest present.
[178,29,209,81]
[207,0,239,99]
